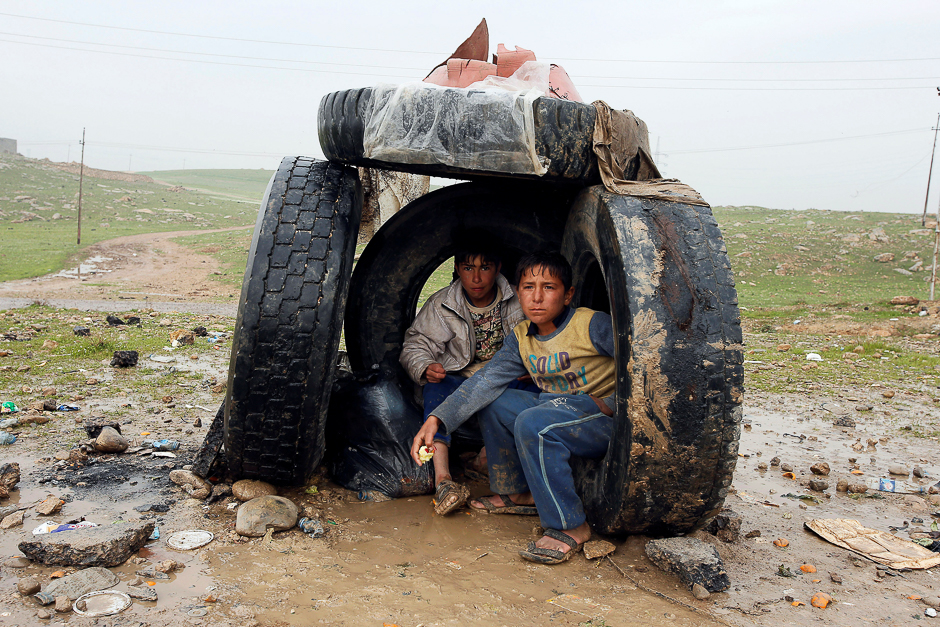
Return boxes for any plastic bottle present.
[298,517,324,538]
[151,439,180,451]
[0,432,16,445]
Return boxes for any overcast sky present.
[2,1,938,214]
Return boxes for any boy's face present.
[517,265,574,332]
[456,255,501,307]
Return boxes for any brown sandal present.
[469,494,537,516]
[433,480,470,515]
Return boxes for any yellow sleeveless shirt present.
[513,307,615,397]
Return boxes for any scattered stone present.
[193,417,202,428]
[923,596,940,609]
[777,344,791,352]
[27,399,57,412]
[43,566,119,601]
[834,415,856,428]
[691,583,710,599]
[169,470,212,500]
[18,520,155,567]
[0,462,21,497]
[83,418,121,438]
[780,463,793,472]
[583,540,616,560]
[110,350,138,367]
[837,479,849,492]
[136,569,170,580]
[744,530,761,538]
[847,484,868,494]
[210,382,226,394]
[37,609,51,619]
[757,462,768,471]
[891,296,919,306]
[41,386,56,397]
[126,585,157,601]
[170,329,195,347]
[1,509,25,528]
[54,596,71,613]
[914,466,925,478]
[35,497,64,516]
[154,559,182,573]
[17,576,41,595]
[703,509,741,543]
[235,495,299,537]
[4,556,30,568]
[882,390,896,399]
[126,316,141,325]
[830,572,842,584]
[809,479,829,492]
[769,456,780,467]
[73,326,90,337]
[232,479,277,502]
[811,462,831,476]
[94,427,129,454]
[888,465,909,476]
[644,537,730,592]
[134,502,170,513]
[193,326,208,337]
[873,253,895,263]
[106,315,125,326]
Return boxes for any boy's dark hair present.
[515,251,572,290]
[453,229,502,267]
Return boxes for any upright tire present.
[561,187,743,534]
[344,181,573,377]
[225,158,362,484]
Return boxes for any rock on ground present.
[43,566,119,601]
[83,418,121,438]
[1,509,25,529]
[54,596,71,613]
[126,585,158,601]
[35,496,63,516]
[110,350,138,367]
[703,509,741,543]
[17,576,41,595]
[0,462,20,498]
[645,537,731,593]
[232,479,277,501]
[169,469,212,500]
[235,495,298,537]
[18,521,155,567]
[94,426,129,453]
[583,540,616,560]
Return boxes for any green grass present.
[172,229,253,291]
[0,153,257,282]
[139,169,274,203]
[713,205,936,311]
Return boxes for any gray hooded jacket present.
[399,274,524,385]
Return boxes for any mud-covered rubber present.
[561,188,743,535]
[224,157,362,484]
[344,181,573,376]
[319,87,618,186]
[191,402,225,479]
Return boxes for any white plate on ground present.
[166,529,214,550]
[73,590,131,616]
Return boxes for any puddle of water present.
[54,256,113,279]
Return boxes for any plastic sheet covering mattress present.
[363,81,548,176]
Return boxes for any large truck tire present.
[319,87,611,186]
[344,181,573,377]
[561,187,743,535]
[224,157,362,484]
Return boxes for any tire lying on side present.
[561,187,743,535]
[318,87,619,186]
[224,157,362,484]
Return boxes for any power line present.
[669,128,928,154]
[0,38,415,78]
[3,11,937,67]
[0,31,430,71]
[0,11,445,55]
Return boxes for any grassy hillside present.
[0,154,256,282]
[712,205,937,311]
[139,169,274,203]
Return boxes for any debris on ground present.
[644,537,731,592]
[235,495,299,537]
[18,520,156,567]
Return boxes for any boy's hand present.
[411,416,440,465]
[424,363,446,383]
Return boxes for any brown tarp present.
[592,100,708,207]
[805,518,940,570]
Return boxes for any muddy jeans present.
[478,388,612,531]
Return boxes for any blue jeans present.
[478,388,612,531]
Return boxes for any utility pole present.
[922,112,940,226]
[77,128,85,246]
[931,192,939,300]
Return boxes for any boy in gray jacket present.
[400,238,526,514]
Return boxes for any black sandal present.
[469,494,537,515]
[519,528,587,565]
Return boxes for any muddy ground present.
[1,239,940,627]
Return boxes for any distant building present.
[0,138,16,154]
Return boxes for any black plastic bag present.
[328,373,433,499]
